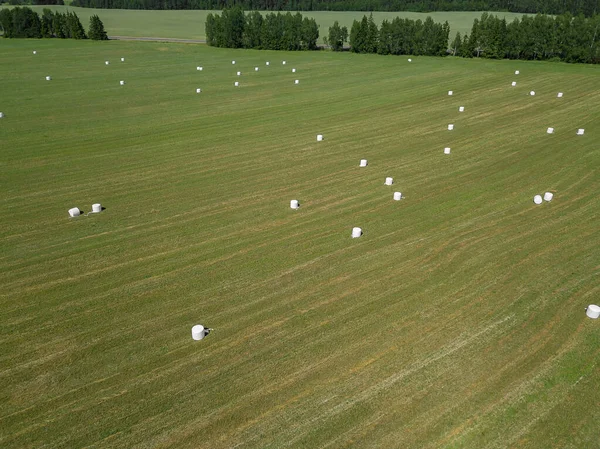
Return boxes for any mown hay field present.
[1,39,599,448]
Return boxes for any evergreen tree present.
[88,14,107,40]
[242,10,262,49]
[451,31,462,55]
[300,16,318,50]
[349,19,363,53]
[365,13,378,53]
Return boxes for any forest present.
[65,0,599,18]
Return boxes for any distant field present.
[1,39,599,448]
[0,6,531,42]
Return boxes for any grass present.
[0,6,533,42]
[1,39,599,448]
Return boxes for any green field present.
[0,6,531,42]
[1,39,600,448]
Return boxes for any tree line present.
[452,12,600,64]
[206,7,319,50]
[0,7,108,39]
[3,0,64,5]
[65,0,599,18]
[325,11,600,64]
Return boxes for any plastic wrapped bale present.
[46,76,51,81]
[121,58,125,62]
[351,227,362,238]
[577,129,585,135]
[290,200,299,209]
[316,134,323,141]
[33,50,37,54]
[543,192,553,202]
[530,91,535,96]
[448,90,453,96]
[444,147,451,154]
[511,81,517,86]
[282,61,286,65]
[459,106,465,112]
[448,124,454,130]
[105,61,110,65]
[533,195,543,204]
[385,177,393,186]
[234,81,239,87]
[68,207,81,217]
[92,203,102,213]
[393,192,402,201]
[408,58,412,62]
[255,67,259,71]
[294,80,299,84]
[266,62,270,66]
[197,66,203,71]
[120,80,125,85]
[557,92,563,97]
[0,112,4,118]
[515,70,520,75]
[192,325,205,340]
[292,68,296,73]
[237,71,241,76]
[359,159,367,167]
[232,60,236,64]
[196,88,202,94]
[547,127,554,134]
[586,305,600,319]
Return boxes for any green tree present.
[365,13,378,53]
[88,14,107,40]
[242,10,262,49]
[0,8,13,37]
[300,16,318,50]
[327,20,347,51]
[451,31,462,55]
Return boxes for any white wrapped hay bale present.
[557,92,563,97]
[577,129,585,135]
[120,80,125,85]
[444,147,451,154]
[46,76,51,81]
[197,66,203,71]
[351,227,362,238]
[316,134,323,141]
[294,80,299,84]
[385,177,393,186]
[292,68,296,73]
[448,90,453,96]
[547,127,554,134]
[92,203,102,213]
[408,58,412,62]
[448,124,454,130]
[282,61,286,65]
[0,112,4,118]
[232,60,236,64]
[393,192,402,201]
[586,305,600,319]
[33,50,37,54]
[196,88,202,93]
[237,71,241,76]
[515,70,520,75]
[511,81,517,86]
[290,200,299,209]
[459,106,465,112]
[68,207,81,217]
[266,61,270,66]
[121,57,125,62]
[530,91,535,96]
[234,81,239,87]
[192,324,205,340]
[105,61,110,65]
[533,195,543,204]
[359,159,367,167]
[543,192,553,202]
[255,67,259,71]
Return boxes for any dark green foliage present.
[465,12,600,64]
[67,0,600,19]
[88,14,107,40]
[326,20,348,51]
[0,7,88,39]
[205,9,319,51]
[349,13,449,56]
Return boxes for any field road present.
[109,35,207,43]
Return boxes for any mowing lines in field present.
[280,315,515,447]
